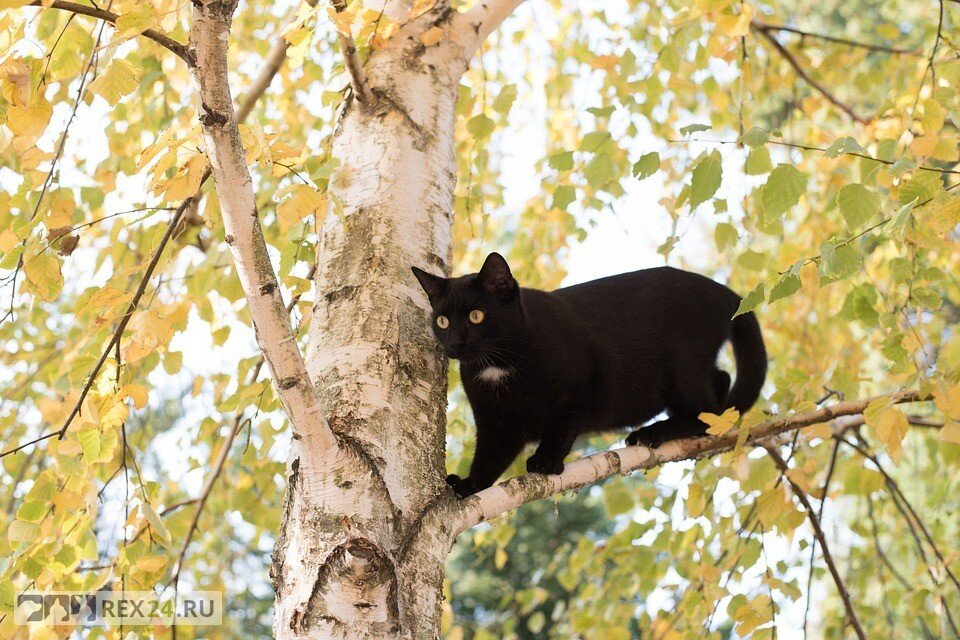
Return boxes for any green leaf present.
[16,501,46,523]
[824,136,867,158]
[603,479,634,516]
[679,123,710,135]
[887,199,916,241]
[768,272,801,303]
[837,183,881,229]
[734,282,765,317]
[742,127,769,147]
[887,157,917,178]
[548,151,574,171]
[583,154,616,188]
[899,171,940,205]
[632,152,660,180]
[466,114,495,138]
[819,241,861,283]
[737,250,766,272]
[492,83,517,114]
[762,165,806,217]
[579,131,610,151]
[714,222,738,252]
[689,151,722,210]
[744,147,772,175]
[78,427,101,462]
[586,105,615,118]
[552,185,576,210]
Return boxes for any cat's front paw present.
[525,452,564,476]
[446,474,478,499]
[626,428,666,448]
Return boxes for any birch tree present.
[1,0,959,638]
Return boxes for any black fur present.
[412,253,767,498]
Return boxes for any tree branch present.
[0,2,310,462]
[28,0,193,65]
[450,390,924,535]
[329,0,374,104]
[189,0,336,450]
[452,0,527,60]
[751,20,920,56]
[766,446,868,640]
[752,23,868,124]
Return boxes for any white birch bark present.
[273,5,477,638]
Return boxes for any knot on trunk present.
[199,102,229,127]
[294,537,399,634]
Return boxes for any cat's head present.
[411,252,524,361]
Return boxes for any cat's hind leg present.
[627,368,725,448]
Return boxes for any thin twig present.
[753,24,868,124]
[27,0,193,64]
[802,438,841,639]
[667,136,960,177]
[766,446,867,640]
[751,20,920,56]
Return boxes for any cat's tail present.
[727,311,767,413]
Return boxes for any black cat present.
[412,253,767,498]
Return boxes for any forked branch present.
[752,23,868,124]
[452,0,528,59]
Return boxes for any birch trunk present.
[271,7,473,638]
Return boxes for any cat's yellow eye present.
[436,315,449,329]
[468,310,485,324]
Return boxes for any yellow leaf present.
[494,547,507,569]
[939,422,960,445]
[276,184,326,227]
[136,555,169,573]
[420,26,444,47]
[699,407,740,435]
[47,190,75,228]
[121,384,149,409]
[21,251,63,302]
[6,94,52,138]
[934,383,960,418]
[715,3,754,37]
[0,228,17,252]
[158,153,208,201]
[115,3,158,39]
[327,6,354,36]
[89,58,141,106]
[866,405,909,459]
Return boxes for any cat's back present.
[552,266,739,322]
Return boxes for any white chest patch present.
[476,366,512,384]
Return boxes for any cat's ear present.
[411,266,449,301]
[477,252,517,299]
